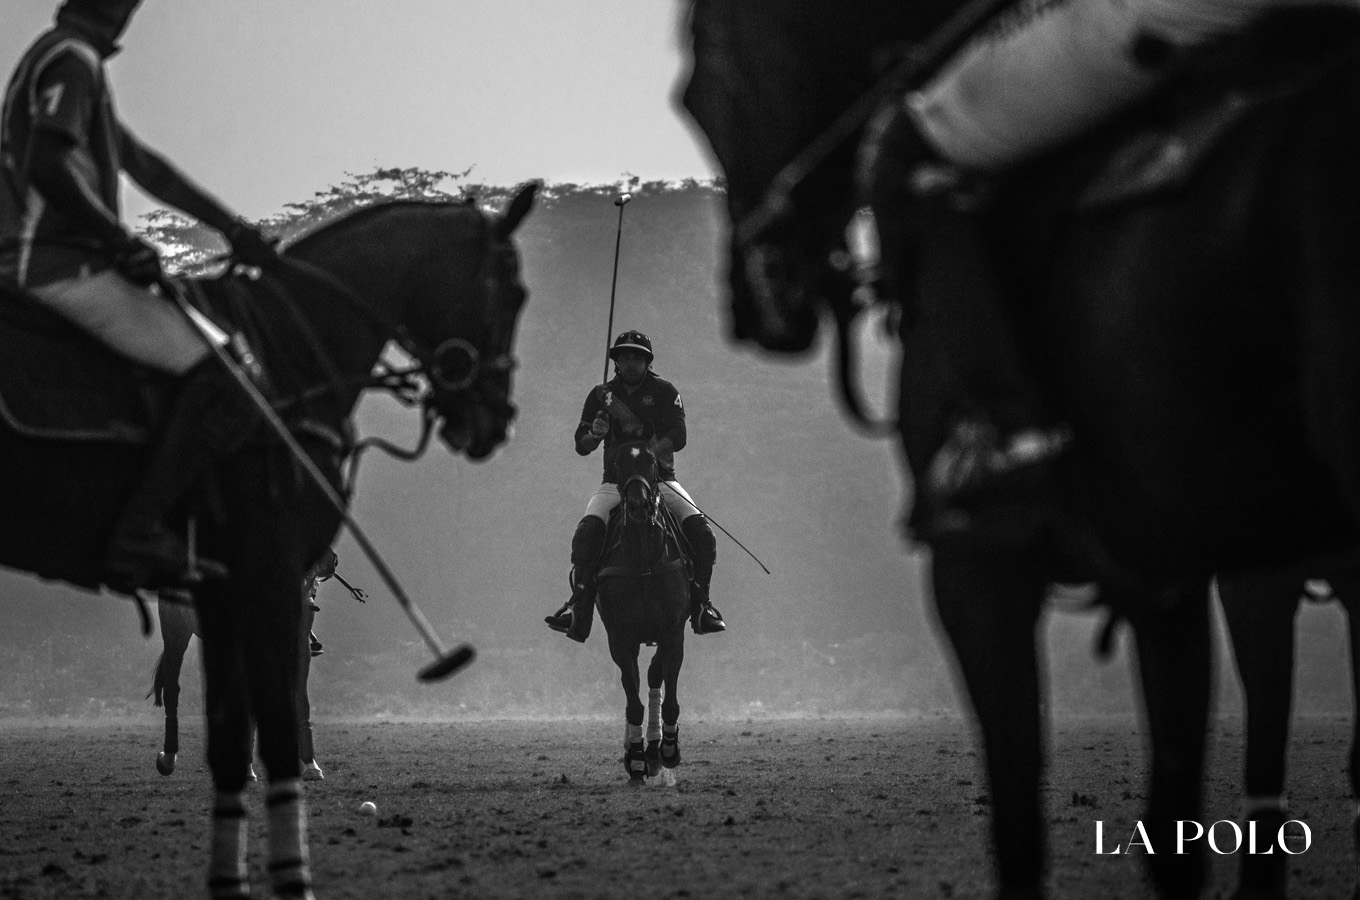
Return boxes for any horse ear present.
[495,180,539,240]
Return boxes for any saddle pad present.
[0,282,166,443]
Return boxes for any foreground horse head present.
[682,0,945,353]
[683,3,1360,898]
[595,439,690,782]
[0,181,538,897]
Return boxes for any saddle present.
[0,279,169,443]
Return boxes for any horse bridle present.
[728,0,1016,437]
[273,206,520,446]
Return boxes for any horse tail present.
[148,652,166,707]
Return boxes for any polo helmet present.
[609,330,654,362]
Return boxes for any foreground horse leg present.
[1129,585,1213,900]
[1218,570,1300,900]
[154,594,195,776]
[195,583,256,900]
[930,538,1047,899]
[240,559,313,898]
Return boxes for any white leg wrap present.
[208,791,248,899]
[912,0,1284,170]
[625,723,644,746]
[265,779,312,896]
[647,689,663,743]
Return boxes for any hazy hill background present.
[0,176,1350,722]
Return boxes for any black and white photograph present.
[2,1,1359,898]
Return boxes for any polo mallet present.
[159,277,473,682]
[602,191,632,383]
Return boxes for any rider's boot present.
[545,516,606,642]
[103,356,261,593]
[859,100,1069,537]
[681,515,725,634]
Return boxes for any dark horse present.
[1216,557,1360,899]
[149,550,357,781]
[594,440,690,782]
[683,2,1360,898]
[0,184,536,898]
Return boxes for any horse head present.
[614,440,661,525]
[415,182,539,461]
[681,0,933,354]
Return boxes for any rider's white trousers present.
[584,480,702,523]
[30,268,221,375]
[911,0,1328,170]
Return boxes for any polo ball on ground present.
[359,801,377,815]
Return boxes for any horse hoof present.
[644,740,662,777]
[624,741,649,781]
[660,734,681,769]
[302,760,324,781]
[155,751,175,776]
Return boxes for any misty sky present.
[2,1,717,220]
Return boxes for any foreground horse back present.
[594,441,691,781]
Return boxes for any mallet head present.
[417,643,476,682]
[614,192,633,207]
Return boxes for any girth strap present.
[598,557,685,580]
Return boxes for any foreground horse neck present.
[280,202,489,410]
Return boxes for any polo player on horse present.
[546,330,726,642]
[0,0,277,592]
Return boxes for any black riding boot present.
[103,356,260,593]
[681,516,725,634]
[860,104,1069,536]
[545,516,606,643]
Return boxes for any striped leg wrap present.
[265,778,312,897]
[647,689,663,743]
[208,791,249,900]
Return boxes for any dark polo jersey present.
[0,27,122,286]
[576,370,687,483]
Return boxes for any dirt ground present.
[0,715,1353,899]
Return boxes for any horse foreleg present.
[1129,585,1213,900]
[930,540,1047,898]
[646,652,664,743]
[1218,569,1300,900]
[607,626,646,781]
[194,584,255,899]
[659,630,684,770]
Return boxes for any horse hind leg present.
[658,629,685,771]
[1217,570,1300,900]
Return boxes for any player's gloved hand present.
[113,234,163,286]
[225,219,279,267]
[590,414,610,438]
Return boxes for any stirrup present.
[692,601,726,635]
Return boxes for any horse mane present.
[284,199,480,256]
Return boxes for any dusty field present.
[0,715,1353,899]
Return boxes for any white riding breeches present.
[910,0,1329,170]
[584,480,702,523]
[30,268,225,375]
